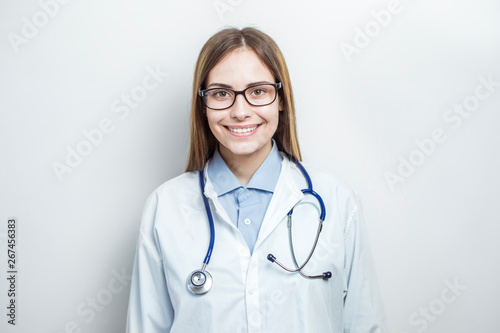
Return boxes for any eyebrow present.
[206,81,272,89]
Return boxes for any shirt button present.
[244,218,251,225]
[243,189,249,195]
[248,287,255,295]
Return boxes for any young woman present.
[126,27,385,332]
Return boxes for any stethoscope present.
[186,159,332,295]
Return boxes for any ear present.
[279,97,284,112]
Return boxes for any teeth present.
[227,125,258,133]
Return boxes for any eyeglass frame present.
[198,82,282,110]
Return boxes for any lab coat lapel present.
[201,164,235,229]
[201,156,305,247]
[254,156,304,249]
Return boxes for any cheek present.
[206,113,225,134]
[265,110,280,128]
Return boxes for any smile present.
[226,125,259,133]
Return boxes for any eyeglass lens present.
[203,84,278,110]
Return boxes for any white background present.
[1,0,499,332]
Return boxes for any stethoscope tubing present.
[268,160,331,280]
[189,159,332,295]
[199,170,215,266]
[186,172,216,295]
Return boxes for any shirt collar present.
[207,138,283,196]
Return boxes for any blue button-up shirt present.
[207,139,283,254]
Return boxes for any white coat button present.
[244,218,251,225]
[248,287,255,295]
[240,248,247,255]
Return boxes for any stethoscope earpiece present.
[267,254,276,262]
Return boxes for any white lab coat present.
[126,153,386,332]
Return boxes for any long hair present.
[185,27,301,171]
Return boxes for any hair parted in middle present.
[185,27,301,172]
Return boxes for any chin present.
[228,146,258,156]
[224,142,263,156]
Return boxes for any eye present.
[209,89,233,100]
[250,87,267,97]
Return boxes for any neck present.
[218,141,273,186]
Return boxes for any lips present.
[223,124,261,137]
[226,125,259,133]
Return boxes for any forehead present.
[206,48,274,86]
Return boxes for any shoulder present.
[153,170,199,196]
[285,157,358,202]
[284,156,362,231]
[138,170,200,231]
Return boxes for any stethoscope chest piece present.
[187,269,213,295]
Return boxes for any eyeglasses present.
[199,82,282,110]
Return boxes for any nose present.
[230,93,252,120]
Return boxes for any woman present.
[126,27,385,332]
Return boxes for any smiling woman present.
[186,28,300,183]
[202,48,283,185]
[126,27,386,333]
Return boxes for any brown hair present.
[185,27,301,172]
